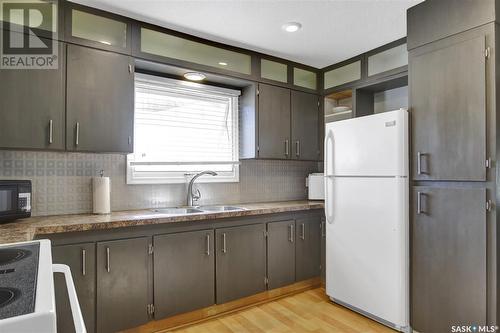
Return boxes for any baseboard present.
[124,277,321,333]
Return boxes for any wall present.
[0,150,318,216]
[373,86,408,114]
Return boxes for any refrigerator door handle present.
[324,130,334,177]
[324,175,334,224]
[324,129,335,224]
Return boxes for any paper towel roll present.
[93,177,111,214]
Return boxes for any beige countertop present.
[0,201,324,244]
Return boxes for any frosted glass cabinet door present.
[66,8,130,52]
[293,67,317,90]
[261,59,288,83]
[141,27,252,75]
[368,43,408,76]
[324,61,361,89]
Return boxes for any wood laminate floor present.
[169,288,396,333]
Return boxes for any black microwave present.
[0,180,32,223]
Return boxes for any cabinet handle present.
[75,122,80,146]
[288,224,294,242]
[321,220,326,237]
[106,247,110,273]
[300,223,305,240]
[206,234,210,256]
[128,64,133,73]
[82,249,86,276]
[222,233,227,253]
[296,141,300,157]
[48,120,53,144]
[285,140,289,156]
[417,152,425,175]
[417,191,424,215]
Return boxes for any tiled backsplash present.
[0,151,319,216]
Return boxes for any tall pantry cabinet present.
[407,1,498,332]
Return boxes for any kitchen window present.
[127,73,241,184]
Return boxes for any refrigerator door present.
[325,176,409,328]
[324,109,408,177]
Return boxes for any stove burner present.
[0,249,31,266]
[0,288,19,309]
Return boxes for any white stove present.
[0,240,86,333]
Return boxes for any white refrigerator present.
[324,109,409,332]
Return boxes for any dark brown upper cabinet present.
[407,0,497,50]
[291,90,320,160]
[66,44,134,153]
[64,2,132,55]
[257,83,292,159]
[0,38,65,150]
[410,34,487,181]
[241,83,320,160]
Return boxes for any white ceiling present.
[70,0,423,68]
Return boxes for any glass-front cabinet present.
[140,27,252,76]
[66,5,130,52]
[323,61,361,90]
[260,59,288,83]
[293,67,317,90]
[367,43,408,77]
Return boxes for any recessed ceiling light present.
[183,72,206,81]
[218,62,228,66]
[282,22,302,33]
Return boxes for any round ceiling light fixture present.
[183,72,206,81]
[282,22,302,33]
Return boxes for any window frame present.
[127,73,241,185]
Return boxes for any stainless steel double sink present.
[152,205,246,215]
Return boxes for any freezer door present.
[325,177,409,328]
[325,109,408,177]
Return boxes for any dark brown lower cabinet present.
[412,187,487,333]
[267,220,295,289]
[52,243,96,333]
[153,230,215,319]
[96,237,150,333]
[216,224,267,303]
[295,216,321,281]
[320,218,326,285]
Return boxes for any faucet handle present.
[193,189,201,202]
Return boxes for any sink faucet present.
[187,171,218,206]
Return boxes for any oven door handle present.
[53,264,87,333]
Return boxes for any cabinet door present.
[0,39,65,150]
[410,35,486,181]
[412,187,486,333]
[97,237,150,333]
[291,91,319,160]
[52,243,96,333]
[153,230,215,319]
[296,216,321,281]
[267,220,295,289]
[216,224,266,303]
[66,44,134,153]
[258,83,291,159]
